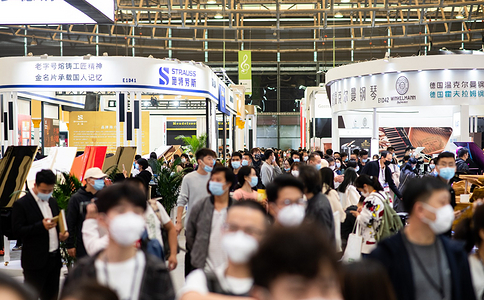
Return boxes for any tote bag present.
[342,221,363,263]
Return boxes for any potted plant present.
[175,134,207,162]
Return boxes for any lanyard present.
[406,239,446,300]
[103,254,140,300]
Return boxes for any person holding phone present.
[12,169,69,300]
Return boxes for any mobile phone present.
[461,206,471,213]
[122,164,126,171]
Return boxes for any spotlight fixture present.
[30,37,37,46]
[456,11,465,19]
[207,0,216,3]
[214,13,223,19]
[335,12,343,18]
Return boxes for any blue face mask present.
[250,176,258,187]
[37,192,52,202]
[242,160,249,166]
[293,158,300,163]
[209,181,226,196]
[412,165,416,170]
[93,179,105,191]
[231,161,241,169]
[362,158,369,163]
[202,160,213,173]
[284,167,291,172]
[439,167,455,180]
[134,164,139,170]
[315,164,322,170]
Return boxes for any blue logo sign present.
[159,67,170,85]
[159,67,197,87]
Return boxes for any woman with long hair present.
[233,166,258,201]
[320,167,345,223]
[337,167,360,210]
[352,174,386,254]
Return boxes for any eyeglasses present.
[222,223,265,237]
[279,198,306,207]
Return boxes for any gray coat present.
[186,196,235,269]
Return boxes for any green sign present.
[238,50,252,95]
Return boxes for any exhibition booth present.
[0,55,248,156]
[321,54,484,158]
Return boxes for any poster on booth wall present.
[69,111,150,154]
[379,127,453,158]
[44,118,59,147]
[18,115,31,146]
[340,138,371,156]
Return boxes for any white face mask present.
[421,203,455,234]
[330,165,335,171]
[291,170,299,177]
[277,204,305,227]
[222,231,259,264]
[109,212,146,246]
[361,190,370,198]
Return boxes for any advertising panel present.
[238,51,252,95]
[18,114,31,146]
[69,111,150,154]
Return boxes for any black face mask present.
[384,160,391,166]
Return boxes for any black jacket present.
[305,192,335,244]
[65,186,96,258]
[368,231,475,300]
[12,192,62,270]
[455,158,469,174]
[136,170,153,189]
[65,250,175,300]
[361,160,402,199]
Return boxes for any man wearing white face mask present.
[368,176,475,300]
[179,200,268,300]
[66,183,175,300]
[266,175,306,227]
[186,167,235,274]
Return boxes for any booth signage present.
[0,57,219,102]
[329,69,484,113]
[238,51,252,95]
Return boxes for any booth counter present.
[325,55,484,157]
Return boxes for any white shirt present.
[379,165,386,188]
[82,218,109,256]
[205,208,227,272]
[469,254,484,300]
[95,251,146,300]
[31,189,58,252]
[177,265,253,299]
[145,201,171,248]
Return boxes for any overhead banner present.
[238,51,252,95]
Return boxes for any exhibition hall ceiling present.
[0,0,484,64]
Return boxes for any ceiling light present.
[456,12,465,19]
[30,37,37,46]
[207,0,216,3]
[341,0,351,2]
[335,12,343,18]
[214,13,223,19]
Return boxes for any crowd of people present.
[3,145,484,300]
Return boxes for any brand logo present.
[159,67,170,85]
[78,115,83,120]
[396,76,409,95]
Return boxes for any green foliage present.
[175,134,208,155]
[104,165,120,181]
[53,172,82,211]
[154,158,187,215]
[52,172,82,268]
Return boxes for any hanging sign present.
[238,51,252,95]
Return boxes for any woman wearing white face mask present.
[233,167,259,201]
[351,174,386,254]
[179,201,268,300]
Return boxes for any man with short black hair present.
[135,158,152,190]
[308,152,324,170]
[250,224,342,300]
[326,149,333,156]
[361,151,402,200]
[434,152,460,221]
[369,176,475,300]
[456,147,470,174]
[260,149,282,188]
[13,169,70,300]
[66,183,175,300]
[291,151,301,163]
[179,200,268,299]
[266,175,305,227]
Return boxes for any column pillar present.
[32,119,41,145]
[371,108,379,157]
[331,111,339,152]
